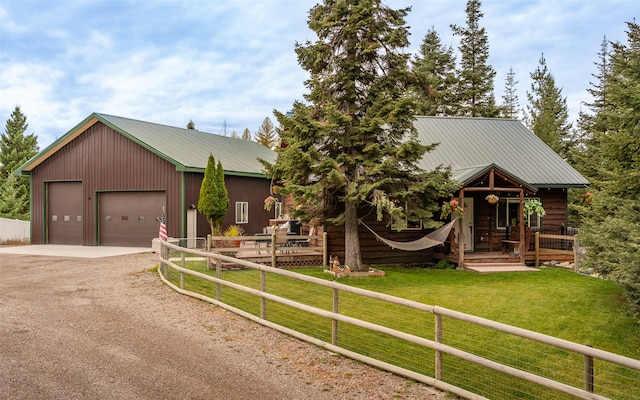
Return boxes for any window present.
[235,201,248,224]
[390,202,423,231]
[496,198,542,229]
[274,202,283,219]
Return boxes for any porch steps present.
[464,262,539,273]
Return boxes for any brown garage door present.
[48,182,83,245]
[99,191,165,247]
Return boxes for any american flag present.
[159,211,167,241]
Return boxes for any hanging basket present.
[486,194,499,204]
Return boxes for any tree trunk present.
[344,200,363,271]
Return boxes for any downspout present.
[181,172,187,238]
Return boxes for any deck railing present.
[202,233,327,268]
[158,239,640,400]
[534,232,580,269]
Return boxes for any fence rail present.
[158,240,640,400]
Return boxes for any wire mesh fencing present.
[158,240,640,400]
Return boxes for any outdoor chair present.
[294,226,315,247]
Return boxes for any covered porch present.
[436,164,574,272]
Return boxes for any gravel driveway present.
[0,251,444,400]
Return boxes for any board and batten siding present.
[184,172,273,237]
[29,122,181,245]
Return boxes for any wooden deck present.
[223,240,324,268]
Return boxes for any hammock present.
[360,218,457,251]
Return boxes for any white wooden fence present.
[0,217,30,242]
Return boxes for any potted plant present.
[485,194,499,204]
[223,225,245,247]
[523,199,546,226]
[263,195,277,211]
[441,199,464,220]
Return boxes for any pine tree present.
[241,128,252,141]
[579,22,640,317]
[0,173,28,219]
[187,119,195,130]
[197,155,229,235]
[411,27,458,116]
[500,66,521,119]
[0,106,39,220]
[255,117,278,149]
[526,54,572,156]
[450,0,499,117]
[269,0,456,271]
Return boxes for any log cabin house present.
[324,117,589,270]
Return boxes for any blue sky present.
[1,0,637,150]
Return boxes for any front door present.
[454,197,474,252]
[462,197,474,252]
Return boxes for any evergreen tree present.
[198,155,229,235]
[500,66,521,119]
[568,37,612,226]
[0,173,28,219]
[450,0,499,117]
[255,117,278,149]
[0,106,38,220]
[241,128,252,141]
[526,54,572,156]
[411,27,458,116]
[579,22,640,317]
[269,0,456,271]
[578,36,611,139]
[187,119,195,130]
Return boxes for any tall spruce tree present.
[255,117,278,149]
[241,128,252,141]
[411,27,459,116]
[526,54,572,157]
[500,66,521,119]
[198,155,229,235]
[269,0,456,271]
[450,0,499,117]
[579,22,640,317]
[0,106,38,220]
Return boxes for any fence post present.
[573,236,578,272]
[323,232,328,267]
[180,251,185,289]
[271,233,277,268]
[584,347,594,392]
[435,312,443,381]
[260,270,267,320]
[216,257,221,301]
[207,234,211,252]
[534,232,540,267]
[332,288,339,346]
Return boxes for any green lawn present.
[296,266,640,359]
[168,261,640,398]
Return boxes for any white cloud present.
[1,0,638,149]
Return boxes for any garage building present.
[16,113,277,247]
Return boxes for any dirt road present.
[0,252,443,400]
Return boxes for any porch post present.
[458,190,465,268]
[519,189,525,264]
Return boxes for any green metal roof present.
[414,116,589,189]
[18,113,277,177]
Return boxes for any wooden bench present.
[501,240,520,255]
